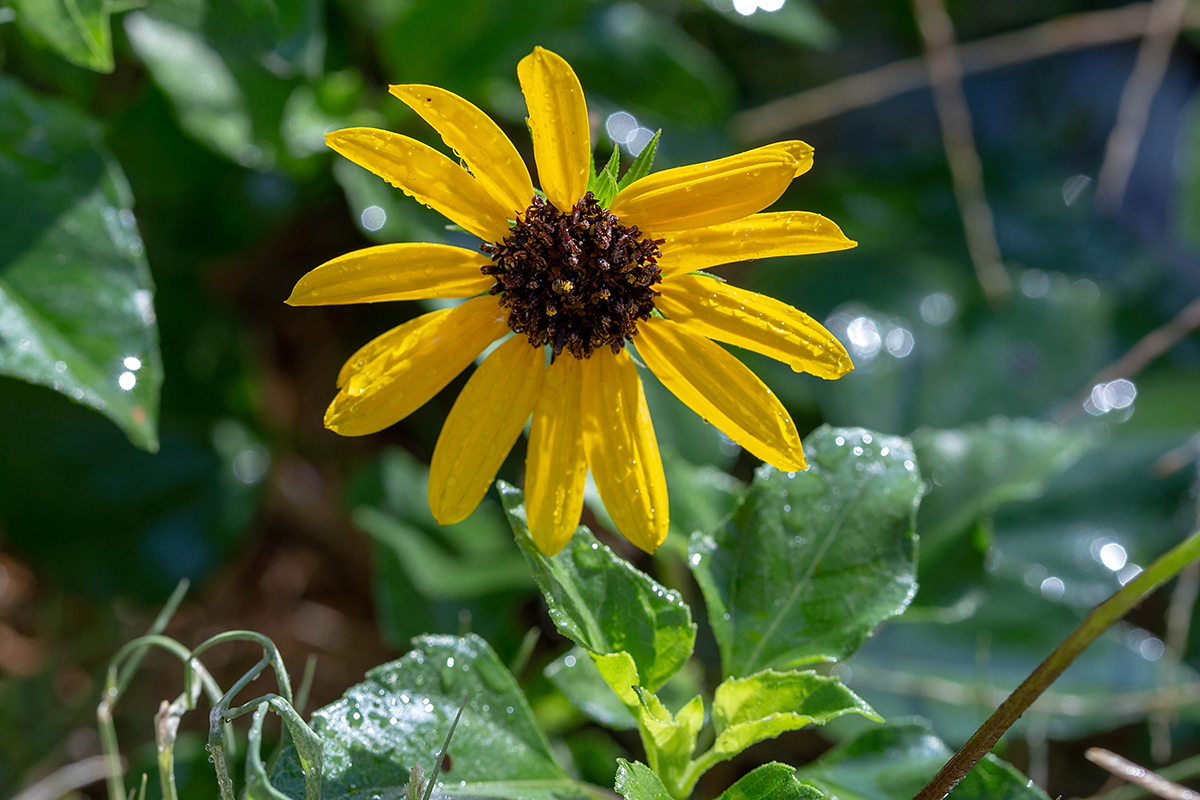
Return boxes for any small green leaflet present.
[617,130,661,191]
[585,130,662,206]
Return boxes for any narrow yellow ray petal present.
[325,127,511,242]
[657,211,856,277]
[335,308,447,390]
[517,47,590,212]
[751,140,814,177]
[580,349,668,553]
[609,148,799,234]
[656,274,853,379]
[428,336,545,525]
[636,318,805,471]
[524,355,587,555]
[326,296,508,436]
[287,243,495,306]
[389,84,535,218]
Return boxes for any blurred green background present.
[2,0,1200,797]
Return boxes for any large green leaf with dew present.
[796,719,1050,800]
[847,436,1193,743]
[13,0,115,72]
[0,78,161,451]
[709,670,878,763]
[689,426,920,676]
[273,634,589,800]
[499,482,696,692]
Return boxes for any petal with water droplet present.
[429,336,545,524]
[610,148,800,234]
[325,127,511,242]
[389,84,534,217]
[525,355,587,555]
[656,274,852,379]
[517,47,590,212]
[657,211,856,277]
[288,242,495,305]
[326,295,507,435]
[579,349,668,553]
[637,317,805,471]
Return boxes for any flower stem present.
[913,527,1200,800]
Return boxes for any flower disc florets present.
[481,193,664,359]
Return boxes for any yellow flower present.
[288,47,856,556]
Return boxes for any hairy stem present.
[914,527,1200,800]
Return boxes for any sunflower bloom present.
[288,47,856,556]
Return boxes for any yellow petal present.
[636,318,805,471]
[657,211,856,277]
[325,127,511,242]
[287,243,495,305]
[428,336,545,524]
[656,273,853,379]
[524,355,587,555]
[751,140,814,178]
[609,148,799,234]
[326,295,508,436]
[389,84,535,218]
[517,47,590,213]
[580,349,668,553]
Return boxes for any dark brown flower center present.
[481,193,663,359]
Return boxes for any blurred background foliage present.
[1,0,1200,797]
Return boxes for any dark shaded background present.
[2,0,1200,797]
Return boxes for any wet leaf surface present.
[0,77,161,450]
[689,426,921,676]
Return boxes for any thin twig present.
[1065,294,1200,420]
[909,0,1011,304]
[12,756,120,800]
[733,3,1200,140]
[1154,433,1200,477]
[1095,0,1190,213]
[1087,748,1200,800]
[1094,754,1200,800]
[913,527,1200,800]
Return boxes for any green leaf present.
[0,78,162,451]
[614,760,672,800]
[617,129,661,191]
[715,763,824,800]
[499,481,696,692]
[588,143,621,206]
[913,419,1087,565]
[796,719,1050,800]
[847,438,1194,743]
[124,11,258,164]
[544,647,636,730]
[689,426,921,676]
[272,634,589,800]
[592,169,619,208]
[13,0,115,72]
[630,688,705,782]
[709,670,878,763]
[354,506,534,599]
